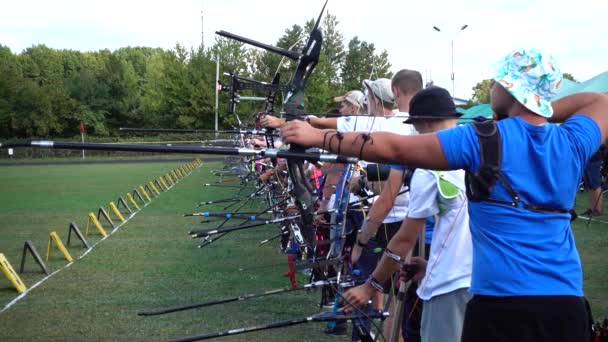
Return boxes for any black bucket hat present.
[404,86,463,123]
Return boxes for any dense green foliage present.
[0,14,392,138]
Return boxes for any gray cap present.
[334,90,365,108]
[362,78,394,104]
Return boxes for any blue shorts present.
[583,159,602,190]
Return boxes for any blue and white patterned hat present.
[493,48,562,118]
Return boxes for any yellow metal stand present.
[0,253,27,293]
[85,213,108,237]
[109,202,126,222]
[139,186,151,202]
[126,193,140,210]
[148,182,160,196]
[46,231,73,262]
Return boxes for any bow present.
[215,0,328,252]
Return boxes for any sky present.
[1,0,606,100]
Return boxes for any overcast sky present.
[1,0,606,99]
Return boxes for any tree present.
[321,13,345,87]
[210,37,249,76]
[185,47,215,129]
[0,45,21,136]
[0,13,394,137]
[341,37,365,91]
[471,79,492,104]
[253,24,304,82]
[340,37,394,94]
[563,73,577,82]
[372,48,392,79]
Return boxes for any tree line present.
[0,14,392,139]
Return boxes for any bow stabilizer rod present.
[215,31,301,61]
[0,141,357,164]
[138,279,356,316]
[189,215,300,238]
[119,127,279,136]
[165,310,388,342]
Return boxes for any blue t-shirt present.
[438,115,601,296]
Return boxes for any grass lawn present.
[0,160,606,341]
[0,160,326,341]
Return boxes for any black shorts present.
[461,295,592,342]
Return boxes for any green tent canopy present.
[457,104,493,124]
[552,79,580,99]
[553,71,608,99]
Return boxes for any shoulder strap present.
[402,167,416,190]
[466,121,505,200]
[472,120,501,176]
[466,121,520,207]
[466,121,571,215]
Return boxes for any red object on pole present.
[283,254,298,289]
[80,121,85,135]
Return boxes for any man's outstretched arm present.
[281,121,450,170]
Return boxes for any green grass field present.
[0,160,326,341]
[0,160,607,341]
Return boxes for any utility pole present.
[201,11,204,49]
[215,54,220,132]
[433,24,468,98]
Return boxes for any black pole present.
[197,197,243,207]
[184,212,273,221]
[165,311,387,342]
[215,31,301,61]
[138,279,351,316]
[167,317,310,342]
[120,127,278,136]
[0,141,358,164]
[189,216,299,238]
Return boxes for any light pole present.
[433,24,468,98]
[215,54,220,133]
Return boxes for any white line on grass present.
[0,164,198,314]
[578,215,608,224]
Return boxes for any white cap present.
[333,90,365,108]
[363,78,394,104]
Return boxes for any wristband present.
[368,275,385,292]
[384,248,404,263]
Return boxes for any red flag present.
[80,121,85,135]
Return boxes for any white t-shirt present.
[337,116,378,133]
[329,116,379,208]
[408,169,472,300]
[336,114,415,223]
